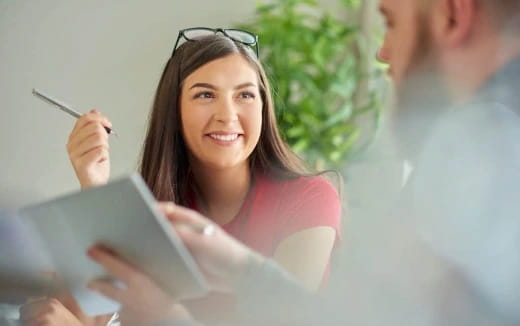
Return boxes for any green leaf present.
[236,0,384,169]
[292,138,310,153]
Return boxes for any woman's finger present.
[70,134,109,159]
[19,298,58,321]
[76,110,112,131]
[72,146,109,166]
[69,139,109,163]
[87,279,125,304]
[23,317,47,326]
[161,203,214,229]
[19,298,46,320]
[87,247,136,285]
[68,112,111,141]
[68,122,109,154]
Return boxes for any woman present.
[23,28,341,325]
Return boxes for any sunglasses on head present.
[171,27,259,57]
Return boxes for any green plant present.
[237,0,382,170]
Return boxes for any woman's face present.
[180,53,263,171]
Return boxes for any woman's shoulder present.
[257,172,342,241]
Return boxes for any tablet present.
[0,209,54,304]
[19,174,208,316]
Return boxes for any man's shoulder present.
[423,100,520,157]
[413,99,520,226]
[414,99,520,216]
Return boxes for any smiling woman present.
[59,29,342,325]
[179,55,263,190]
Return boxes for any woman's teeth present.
[209,134,239,141]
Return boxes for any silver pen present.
[32,88,117,135]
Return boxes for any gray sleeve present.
[413,103,520,323]
[156,259,336,326]
[153,319,206,326]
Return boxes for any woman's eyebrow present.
[188,82,257,90]
[189,82,217,90]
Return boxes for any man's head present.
[378,0,520,98]
[378,0,520,158]
[377,0,434,86]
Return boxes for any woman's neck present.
[190,162,252,225]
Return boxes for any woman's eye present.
[239,92,256,99]
[194,92,214,99]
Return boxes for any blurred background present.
[0,0,387,209]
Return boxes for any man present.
[378,0,520,323]
[84,0,520,325]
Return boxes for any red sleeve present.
[274,177,342,246]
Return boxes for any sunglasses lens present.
[183,29,215,40]
[226,30,256,45]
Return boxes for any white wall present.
[0,0,263,206]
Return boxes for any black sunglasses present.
[171,27,259,57]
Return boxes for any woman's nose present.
[214,98,239,123]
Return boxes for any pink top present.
[184,172,342,323]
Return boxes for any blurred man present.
[377,0,520,324]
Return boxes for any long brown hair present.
[139,35,313,205]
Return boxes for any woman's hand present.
[159,202,264,293]
[66,110,112,189]
[87,246,192,325]
[19,297,83,326]
[19,272,112,326]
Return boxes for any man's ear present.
[436,0,477,46]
